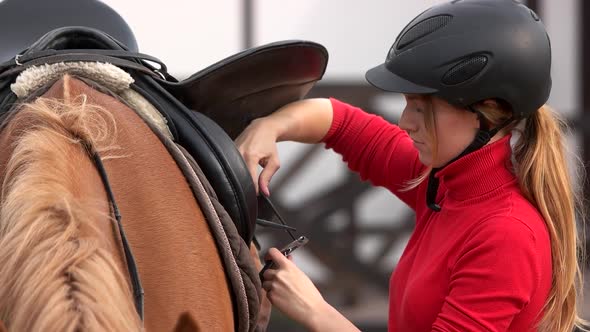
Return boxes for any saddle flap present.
[159,40,329,139]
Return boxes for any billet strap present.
[256,194,297,238]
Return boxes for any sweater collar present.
[435,134,516,201]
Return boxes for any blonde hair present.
[481,103,587,332]
[403,96,587,331]
[0,97,141,331]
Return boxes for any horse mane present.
[0,92,141,331]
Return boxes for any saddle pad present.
[120,82,263,332]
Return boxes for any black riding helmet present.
[366,0,550,118]
[0,0,138,62]
[365,0,551,211]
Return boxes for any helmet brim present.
[365,63,437,94]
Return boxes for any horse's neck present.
[60,76,235,331]
[0,76,140,331]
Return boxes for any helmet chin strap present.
[426,106,514,212]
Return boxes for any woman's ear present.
[474,99,514,134]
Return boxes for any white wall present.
[102,0,243,78]
[254,0,448,81]
[102,0,452,81]
[541,0,580,116]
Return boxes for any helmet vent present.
[397,15,452,50]
[442,55,488,85]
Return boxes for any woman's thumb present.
[267,248,290,268]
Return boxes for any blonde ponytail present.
[510,105,586,332]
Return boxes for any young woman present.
[236,0,587,331]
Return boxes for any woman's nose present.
[399,108,417,132]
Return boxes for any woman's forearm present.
[307,302,361,332]
[260,98,333,144]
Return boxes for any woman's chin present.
[417,154,432,166]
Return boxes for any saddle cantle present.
[0,26,329,245]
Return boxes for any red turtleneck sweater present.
[322,98,552,332]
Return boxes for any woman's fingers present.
[235,126,280,196]
[262,280,273,292]
[258,157,280,196]
[242,154,278,196]
[259,250,329,327]
[262,267,278,281]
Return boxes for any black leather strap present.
[10,49,165,68]
[90,151,144,320]
[0,53,164,81]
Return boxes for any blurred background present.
[4,0,587,330]
[100,0,590,330]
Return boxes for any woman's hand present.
[235,118,282,196]
[261,248,328,329]
[261,248,361,331]
[235,99,334,196]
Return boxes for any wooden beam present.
[583,0,590,116]
[580,0,590,272]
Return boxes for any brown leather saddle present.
[0,26,328,246]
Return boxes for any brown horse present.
[0,74,270,332]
